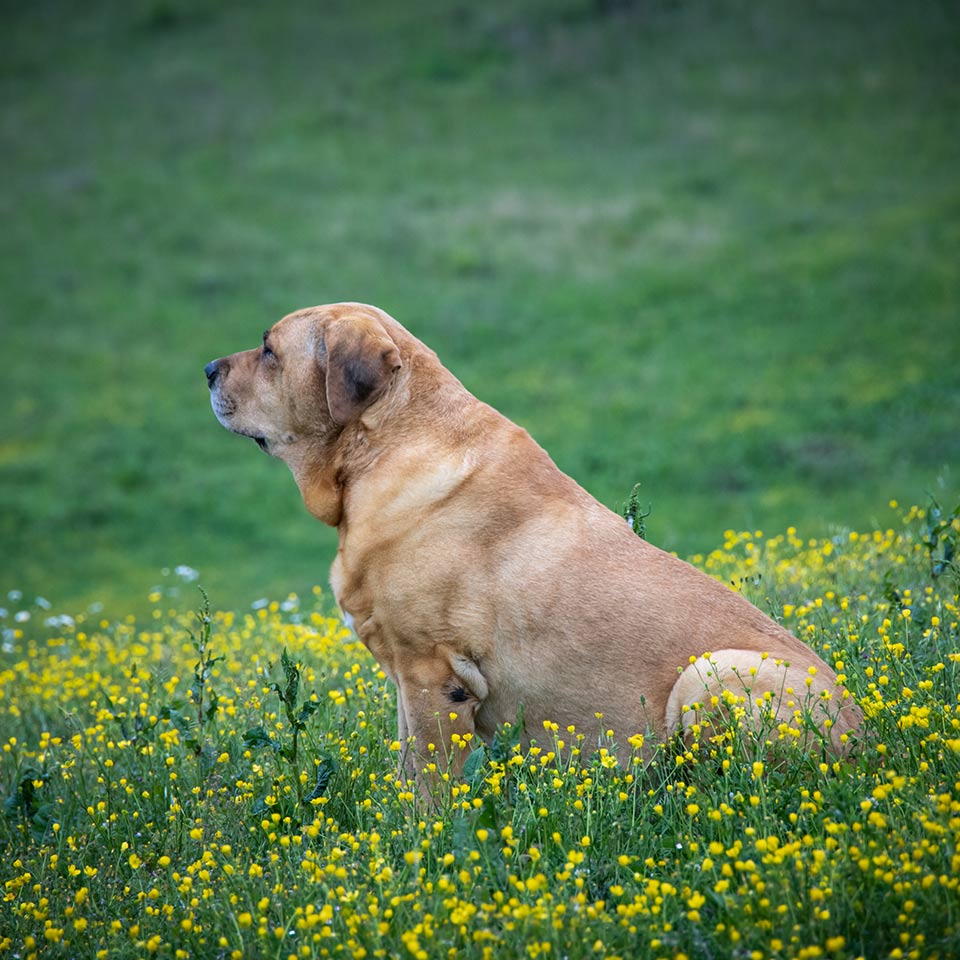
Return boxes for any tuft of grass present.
[621,481,651,540]
[2,500,959,958]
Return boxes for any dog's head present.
[205,303,403,519]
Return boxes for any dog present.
[205,302,862,784]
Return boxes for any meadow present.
[3,0,959,617]
[1,499,959,959]
[3,4,959,953]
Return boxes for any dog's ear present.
[323,314,402,426]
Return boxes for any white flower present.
[174,565,200,582]
[45,614,75,629]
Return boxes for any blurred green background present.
[2,0,958,618]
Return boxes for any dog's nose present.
[204,359,221,388]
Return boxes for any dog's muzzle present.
[205,359,222,389]
[204,357,233,419]
[204,358,269,452]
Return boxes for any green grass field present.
[3,0,959,618]
[4,8,960,954]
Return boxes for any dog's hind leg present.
[665,649,861,757]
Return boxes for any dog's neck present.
[293,355,484,530]
[286,434,351,527]
[297,460,344,526]
[291,416,395,528]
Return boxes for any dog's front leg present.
[395,680,410,744]
[395,651,486,797]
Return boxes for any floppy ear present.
[323,314,402,426]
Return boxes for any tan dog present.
[205,302,862,782]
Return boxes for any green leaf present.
[622,481,651,540]
[305,756,338,803]
[476,794,500,831]
[451,811,475,859]
[4,768,43,820]
[297,699,320,724]
[157,704,194,735]
[242,726,276,752]
[462,745,486,789]
[280,647,300,705]
[204,690,220,723]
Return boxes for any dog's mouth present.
[235,430,269,452]
[209,391,270,453]
[229,424,270,452]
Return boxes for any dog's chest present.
[328,552,408,681]
[329,544,479,673]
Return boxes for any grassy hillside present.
[2,505,958,957]
[2,0,958,616]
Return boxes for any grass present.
[2,500,959,958]
[2,0,959,616]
